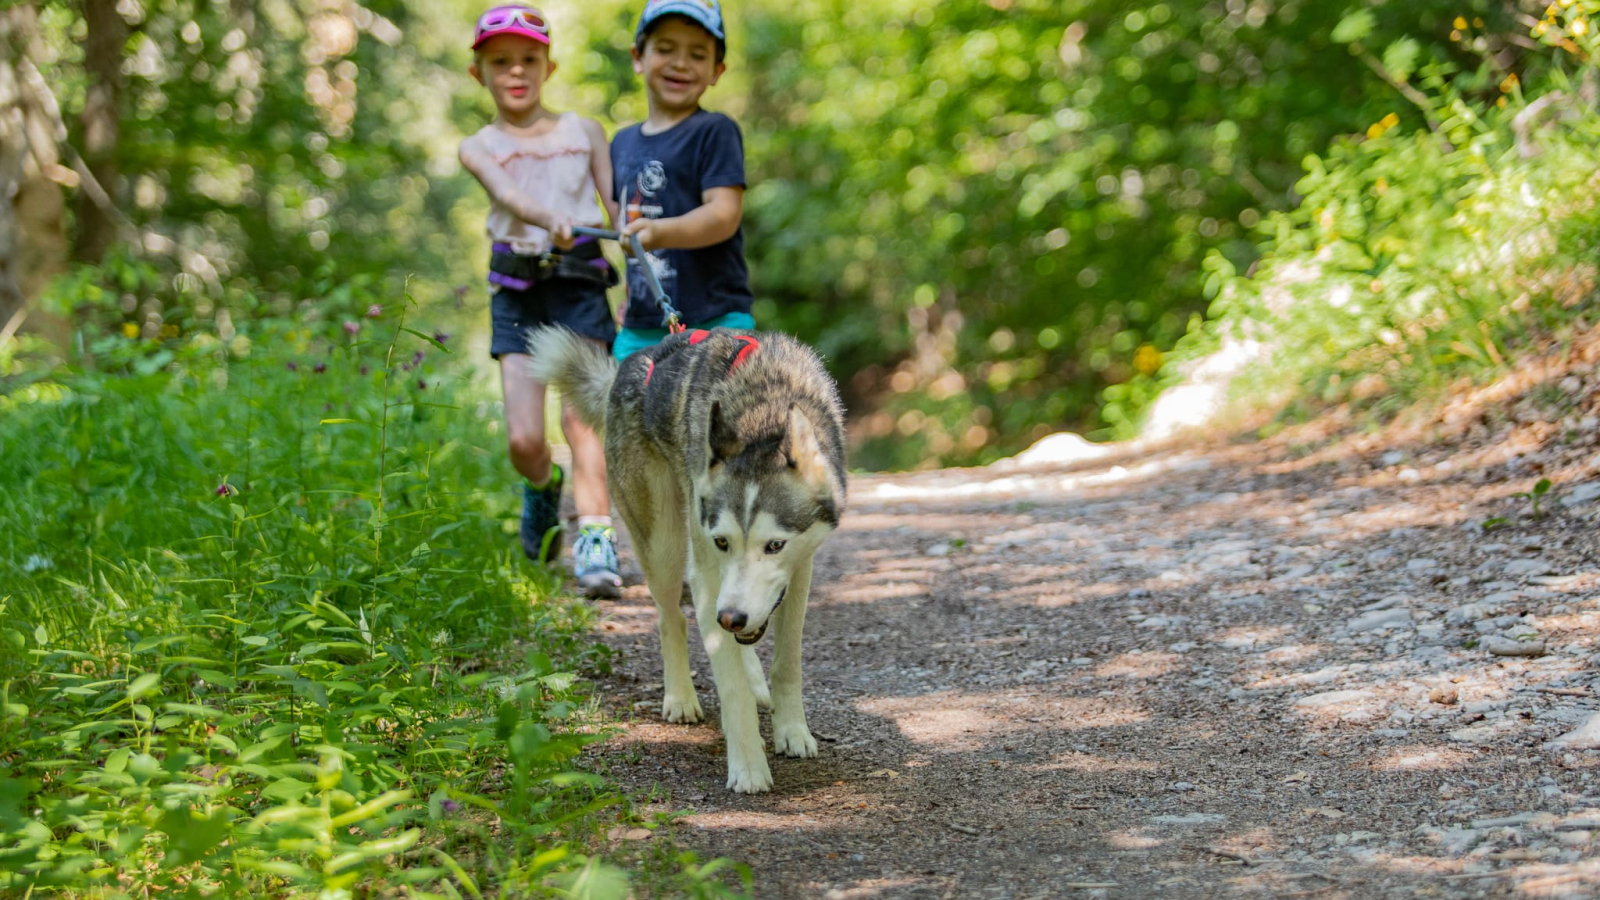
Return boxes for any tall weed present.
[0,287,744,898]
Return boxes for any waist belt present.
[489,236,618,291]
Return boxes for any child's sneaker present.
[572,524,623,599]
[520,464,563,564]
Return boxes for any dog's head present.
[694,402,843,645]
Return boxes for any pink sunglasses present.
[473,6,550,48]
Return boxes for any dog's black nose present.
[718,609,747,632]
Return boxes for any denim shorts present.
[488,277,617,359]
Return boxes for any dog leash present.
[571,225,684,333]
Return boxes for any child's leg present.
[560,342,623,596]
[560,402,608,517]
[499,353,552,483]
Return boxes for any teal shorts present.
[611,311,756,362]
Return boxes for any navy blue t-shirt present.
[610,110,752,329]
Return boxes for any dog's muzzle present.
[722,588,786,645]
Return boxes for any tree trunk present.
[74,0,125,264]
[0,5,68,327]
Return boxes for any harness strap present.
[685,329,759,369]
[644,330,757,394]
[729,335,759,370]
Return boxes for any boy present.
[459,5,624,597]
[610,0,752,361]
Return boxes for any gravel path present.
[579,427,1600,899]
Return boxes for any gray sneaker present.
[573,525,623,599]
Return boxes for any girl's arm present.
[459,134,573,245]
[581,117,621,229]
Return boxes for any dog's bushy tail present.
[524,326,616,434]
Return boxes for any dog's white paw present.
[662,693,703,724]
[772,721,818,758]
[725,755,773,793]
[751,682,772,709]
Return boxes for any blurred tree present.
[75,0,125,263]
[0,4,68,326]
[723,0,1551,467]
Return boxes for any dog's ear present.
[783,405,834,495]
[707,401,743,465]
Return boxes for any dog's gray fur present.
[527,326,847,793]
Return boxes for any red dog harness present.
[644,329,759,386]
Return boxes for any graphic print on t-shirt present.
[625,161,676,301]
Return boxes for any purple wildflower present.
[433,331,450,344]
[366,304,383,318]
[417,379,427,390]
[441,798,461,814]
[286,361,298,372]
[359,365,369,376]
[314,362,327,374]
[215,483,234,497]
[343,321,360,336]
[411,350,425,366]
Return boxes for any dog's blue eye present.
[765,540,785,554]
[714,537,729,551]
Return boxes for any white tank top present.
[476,112,604,256]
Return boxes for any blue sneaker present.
[573,524,623,599]
[520,464,563,564]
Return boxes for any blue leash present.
[571,225,684,333]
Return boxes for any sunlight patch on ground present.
[684,810,832,832]
[832,581,928,605]
[1370,745,1473,771]
[858,692,1151,751]
[855,454,1211,504]
[1018,582,1127,607]
[1107,830,1164,850]
[796,878,930,899]
[1095,650,1180,679]
[1257,643,1324,664]
[1210,624,1296,651]
[598,604,659,636]
[1025,750,1160,774]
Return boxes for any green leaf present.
[540,672,577,693]
[1382,37,1420,82]
[158,807,232,866]
[402,327,453,354]
[105,748,131,774]
[1331,9,1374,44]
[260,777,312,802]
[128,672,161,700]
[552,859,632,900]
[128,753,161,785]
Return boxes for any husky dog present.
[526,326,847,793]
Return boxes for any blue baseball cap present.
[635,0,724,44]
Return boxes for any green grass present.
[0,292,749,898]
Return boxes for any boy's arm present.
[458,135,573,245]
[622,185,742,251]
[581,117,622,228]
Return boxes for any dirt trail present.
[579,432,1600,899]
